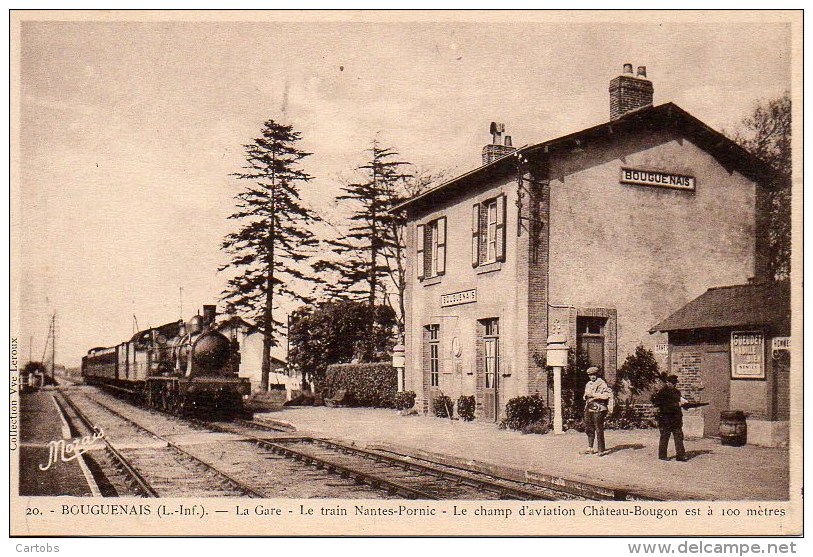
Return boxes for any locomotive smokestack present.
[203,305,217,326]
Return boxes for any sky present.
[12,13,794,366]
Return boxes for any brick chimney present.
[482,122,517,165]
[609,63,653,120]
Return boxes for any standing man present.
[651,374,688,461]
[581,366,612,456]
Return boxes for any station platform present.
[256,406,791,501]
[18,389,95,497]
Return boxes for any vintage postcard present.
[8,9,803,537]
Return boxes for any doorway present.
[701,345,731,437]
[478,318,499,422]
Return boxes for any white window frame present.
[428,324,440,387]
[483,319,499,389]
[485,199,498,263]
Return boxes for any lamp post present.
[546,334,569,435]
[392,344,406,392]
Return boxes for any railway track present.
[58,389,264,498]
[72,387,613,500]
[207,419,587,500]
[73,388,391,499]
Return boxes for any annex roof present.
[392,102,778,214]
[649,281,790,333]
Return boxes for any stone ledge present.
[367,441,661,501]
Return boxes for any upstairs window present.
[472,194,506,267]
[416,217,446,280]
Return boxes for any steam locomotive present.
[81,305,251,417]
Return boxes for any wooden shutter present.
[471,204,480,267]
[436,217,446,276]
[496,194,506,262]
[416,224,425,280]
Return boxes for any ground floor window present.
[426,324,440,388]
[577,316,605,369]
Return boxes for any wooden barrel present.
[720,411,747,446]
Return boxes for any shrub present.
[457,395,476,421]
[502,394,548,431]
[322,362,397,408]
[393,391,416,411]
[605,402,657,430]
[615,345,661,397]
[432,395,454,418]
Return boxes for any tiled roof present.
[392,102,778,214]
[650,281,790,333]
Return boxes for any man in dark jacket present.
[651,374,688,461]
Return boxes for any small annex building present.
[650,281,790,446]
[394,64,777,425]
[215,315,297,396]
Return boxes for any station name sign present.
[620,168,696,191]
[441,289,477,307]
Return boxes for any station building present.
[395,64,777,431]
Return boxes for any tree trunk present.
[261,161,277,392]
[261,268,273,392]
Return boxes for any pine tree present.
[220,120,321,391]
[316,140,411,309]
[380,168,446,339]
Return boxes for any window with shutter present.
[474,194,507,266]
[418,218,446,280]
[495,194,506,262]
[416,224,425,280]
[436,216,446,276]
[471,204,480,267]
[486,199,498,263]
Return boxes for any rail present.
[55,391,159,497]
[70,391,266,498]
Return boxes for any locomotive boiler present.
[81,305,251,416]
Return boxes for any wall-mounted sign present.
[731,331,765,380]
[772,337,791,351]
[441,289,477,307]
[620,168,696,191]
[654,343,669,354]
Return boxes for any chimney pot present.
[504,135,512,147]
[623,63,633,74]
[637,66,647,78]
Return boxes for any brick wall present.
[609,75,654,120]
[674,351,703,403]
[474,320,485,418]
[630,403,657,421]
[482,144,517,165]
[526,170,550,395]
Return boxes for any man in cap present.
[651,374,688,461]
[581,366,612,456]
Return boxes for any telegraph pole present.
[50,313,56,383]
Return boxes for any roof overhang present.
[391,103,780,216]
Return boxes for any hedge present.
[322,362,397,408]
